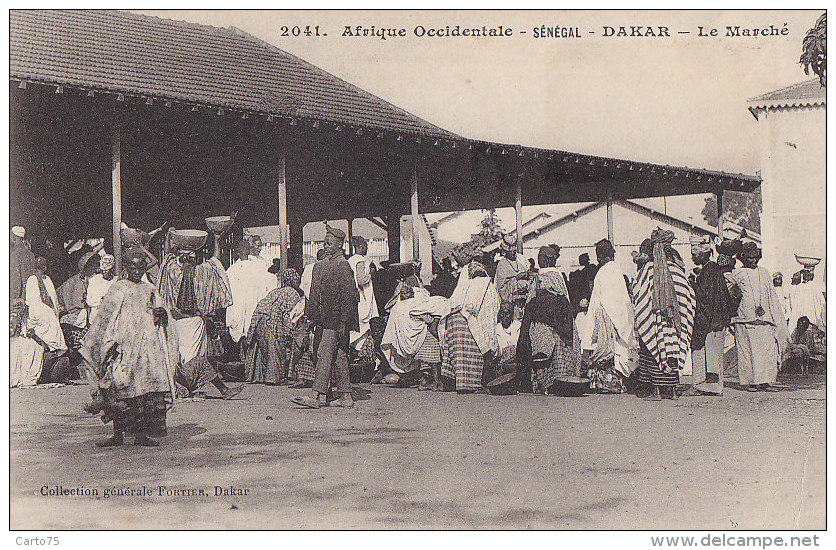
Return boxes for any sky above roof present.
[140,9,822,176]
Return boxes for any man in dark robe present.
[686,236,733,396]
[292,225,360,409]
[568,253,597,308]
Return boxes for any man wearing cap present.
[493,233,531,318]
[687,235,733,396]
[292,225,359,408]
[725,242,788,392]
[10,226,36,302]
[86,254,118,323]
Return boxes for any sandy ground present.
[10,374,825,530]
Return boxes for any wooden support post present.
[716,189,725,240]
[111,127,122,275]
[277,156,288,271]
[515,180,523,254]
[385,215,401,264]
[606,197,614,244]
[289,219,304,272]
[347,218,354,256]
[411,163,420,261]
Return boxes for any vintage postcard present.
[7,8,826,537]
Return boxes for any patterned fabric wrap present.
[157,255,232,315]
[587,359,626,394]
[440,311,484,391]
[245,313,286,384]
[637,343,679,387]
[288,323,317,383]
[63,325,89,350]
[633,260,695,374]
[413,331,441,364]
[650,229,682,331]
[529,321,581,393]
[100,391,169,437]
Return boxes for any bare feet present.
[330,394,354,408]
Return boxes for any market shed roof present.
[9,9,458,138]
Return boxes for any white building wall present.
[523,203,711,280]
[757,105,826,280]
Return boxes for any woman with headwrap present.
[515,246,583,394]
[86,253,117,323]
[440,261,500,393]
[245,267,305,385]
[725,242,788,391]
[632,229,696,400]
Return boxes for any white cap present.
[11,226,25,238]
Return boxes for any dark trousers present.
[312,328,351,395]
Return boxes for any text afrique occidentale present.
[339,23,791,40]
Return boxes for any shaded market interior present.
[9,9,760,272]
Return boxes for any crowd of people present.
[9,220,826,447]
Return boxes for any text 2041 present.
[280,26,324,37]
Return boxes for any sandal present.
[291,395,321,409]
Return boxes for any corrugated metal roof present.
[9,9,459,138]
[748,78,826,113]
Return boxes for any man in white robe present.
[25,256,60,319]
[581,239,637,378]
[10,299,67,387]
[226,239,275,345]
[347,236,379,350]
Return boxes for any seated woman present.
[245,266,304,385]
[782,316,826,375]
[380,283,450,390]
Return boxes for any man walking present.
[292,225,359,409]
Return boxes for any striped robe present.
[632,260,695,375]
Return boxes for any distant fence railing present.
[261,238,390,266]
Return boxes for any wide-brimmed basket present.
[205,215,235,234]
[169,229,208,252]
[120,227,150,247]
[795,254,822,268]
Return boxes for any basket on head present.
[120,227,150,247]
[795,254,822,268]
[169,229,208,252]
[205,215,235,234]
